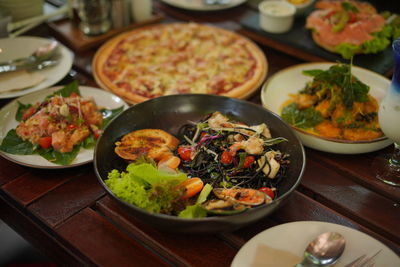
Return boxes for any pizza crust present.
[93,23,268,104]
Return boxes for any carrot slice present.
[176,178,204,199]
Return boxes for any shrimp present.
[294,94,318,109]
[229,136,265,155]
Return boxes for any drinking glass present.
[77,0,111,35]
[373,38,400,186]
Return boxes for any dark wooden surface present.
[1,1,399,266]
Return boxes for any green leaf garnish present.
[281,103,324,129]
[0,129,34,155]
[37,145,81,165]
[341,1,358,12]
[49,80,81,98]
[82,133,96,149]
[16,101,32,122]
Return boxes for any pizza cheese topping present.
[95,23,267,103]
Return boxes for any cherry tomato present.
[325,10,337,18]
[221,150,233,165]
[67,124,77,130]
[38,136,52,149]
[242,155,255,168]
[22,106,37,121]
[176,177,204,199]
[178,146,193,161]
[93,129,102,139]
[348,12,357,23]
[259,187,275,200]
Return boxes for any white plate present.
[0,36,73,99]
[261,62,393,154]
[231,221,400,267]
[161,0,246,11]
[0,86,128,169]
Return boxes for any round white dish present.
[261,62,393,154]
[0,36,73,99]
[231,221,400,267]
[161,0,246,11]
[0,86,128,169]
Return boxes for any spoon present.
[295,232,346,267]
[0,41,59,73]
[30,41,59,62]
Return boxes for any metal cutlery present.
[0,41,60,74]
[203,0,232,5]
[344,250,382,267]
[294,232,346,267]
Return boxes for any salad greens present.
[0,81,124,165]
[105,162,188,214]
[335,24,393,59]
[178,183,213,219]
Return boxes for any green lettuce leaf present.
[178,183,213,218]
[0,129,34,154]
[105,163,187,214]
[335,25,393,59]
[37,145,81,165]
[178,205,207,219]
[126,163,187,185]
[82,133,96,149]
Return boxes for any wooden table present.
[1,1,399,266]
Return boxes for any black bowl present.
[94,94,305,234]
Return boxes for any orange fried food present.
[315,99,331,118]
[343,128,382,141]
[315,121,342,139]
[115,129,180,161]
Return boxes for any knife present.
[0,59,59,74]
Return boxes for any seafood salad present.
[106,112,290,218]
[0,82,123,165]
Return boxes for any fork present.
[344,250,382,267]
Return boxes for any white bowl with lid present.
[259,0,296,34]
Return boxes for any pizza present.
[93,22,268,104]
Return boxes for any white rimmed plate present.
[0,36,73,99]
[261,62,393,154]
[0,86,128,169]
[231,221,400,267]
[161,0,246,11]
